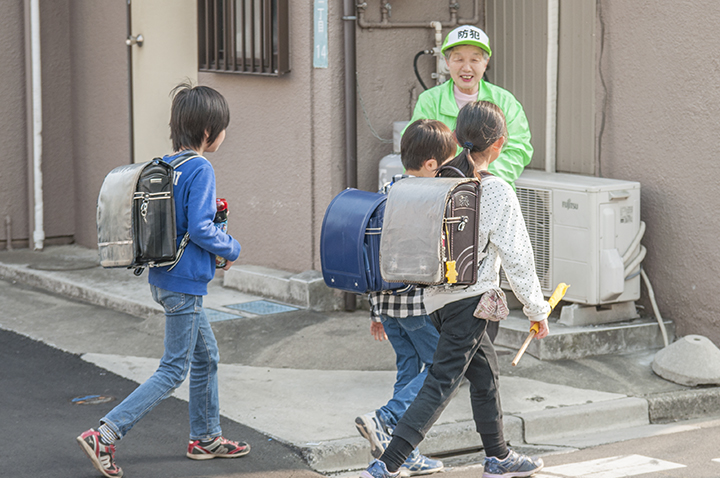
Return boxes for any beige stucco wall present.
[69,0,130,247]
[200,2,346,273]
[207,1,481,272]
[597,0,720,343]
[0,0,29,248]
[0,0,77,248]
[41,0,75,243]
[5,1,718,344]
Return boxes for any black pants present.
[391,295,503,448]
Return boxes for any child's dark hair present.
[436,101,507,178]
[169,82,230,152]
[401,119,456,171]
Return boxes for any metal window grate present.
[501,187,553,292]
[198,0,289,76]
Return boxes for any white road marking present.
[536,454,685,478]
[713,458,720,464]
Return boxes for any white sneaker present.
[355,411,392,458]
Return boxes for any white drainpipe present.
[545,0,559,173]
[29,0,44,250]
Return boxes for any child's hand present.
[222,259,234,271]
[370,322,387,341]
[535,319,550,339]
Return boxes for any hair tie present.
[463,141,474,151]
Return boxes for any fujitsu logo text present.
[562,199,579,210]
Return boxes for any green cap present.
[441,25,492,58]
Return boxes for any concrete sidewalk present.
[1,245,719,474]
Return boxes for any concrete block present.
[521,397,649,444]
[289,270,344,311]
[558,301,639,326]
[299,418,524,474]
[647,388,720,423]
[652,335,720,386]
[224,265,344,311]
[496,314,675,360]
[300,437,373,474]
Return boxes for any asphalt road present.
[536,419,720,478]
[0,301,322,478]
[376,420,720,478]
[3,279,720,478]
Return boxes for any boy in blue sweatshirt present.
[77,83,245,478]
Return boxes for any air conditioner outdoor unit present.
[502,170,641,306]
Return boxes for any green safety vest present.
[409,79,533,186]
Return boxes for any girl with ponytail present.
[362,100,550,478]
[436,100,507,179]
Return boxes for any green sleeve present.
[408,91,436,126]
[488,95,533,187]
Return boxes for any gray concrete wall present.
[200,2,346,273]
[0,0,29,248]
[597,0,720,342]
[69,0,130,248]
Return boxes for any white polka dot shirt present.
[423,175,551,321]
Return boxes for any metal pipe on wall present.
[5,216,12,251]
[343,0,358,190]
[343,0,358,310]
[24,0,45,251]
[356,0,480,29]
[545,0,559,173]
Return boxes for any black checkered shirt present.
[368,286,427,321]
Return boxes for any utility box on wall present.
[502,170,642,306]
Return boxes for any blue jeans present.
[376,314,440,428]
[101,285,222,441]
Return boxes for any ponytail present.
[437,102,507,178]
[454,101,507,162]
[435,149,474,178]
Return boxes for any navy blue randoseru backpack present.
[320,188,405,293]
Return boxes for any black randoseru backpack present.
[96,152,199,276]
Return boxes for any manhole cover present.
[71,395,115,405]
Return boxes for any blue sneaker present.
[399,448,444,476]
[355,411,392,458]
[360,459,400,478]
[483,450,544,478]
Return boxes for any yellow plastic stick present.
[547,282,570,310]
[511,283,569,366]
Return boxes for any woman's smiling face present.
[446,44,489,95]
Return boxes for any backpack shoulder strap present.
[168,151,203,169]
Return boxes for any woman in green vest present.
[410,25,533,187]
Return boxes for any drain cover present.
[205,308,245,322]
[71,395,115,405]
[225,300,298,315]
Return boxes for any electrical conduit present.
[623,221,668,346]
